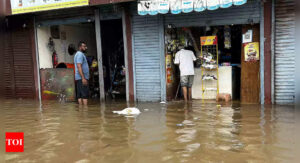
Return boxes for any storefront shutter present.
[274,0,296,104]
[0,18,36,99]
[164,0,260,27]
[132,14,163,101]
[2,31,15,98]
[11,29,35,99]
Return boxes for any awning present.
[138,0,247,15]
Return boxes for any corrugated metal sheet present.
[0,17,36,99]
[12,29,35,99]
[164,0,261,27]
[3,31,15,98]
[132,14,163,101]
[274,0,296,104]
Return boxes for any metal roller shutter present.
[164,0,261,27]
[0,17,36,99]
[3,31,15,98]
[12,29,35,99]
[274,0,296,104]
[132,14,163,101]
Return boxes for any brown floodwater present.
[0,99,297,163]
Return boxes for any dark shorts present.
[76,80,89,99]
[180,75,194,88]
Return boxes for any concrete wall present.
[37,24,97,69]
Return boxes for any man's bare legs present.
[188,88,192,101]
[78,98,83,105]
[83,99,88,106]
[78,98,88,106]
[182,87,188,102]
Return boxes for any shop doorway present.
[36,22,99,101]
[165,24,260,103]
[100,19,126,100]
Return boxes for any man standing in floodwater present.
[74,41,89,106]
[175,46,197,102]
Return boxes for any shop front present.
[1,0,135,102]
[34,6,131,102]
[131,0,264,103]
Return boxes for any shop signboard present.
[138,1,150,15]
[220,0,233,8]
[207,0,220,10]
[233,0,247,6]
[149,0,159,15]
[158,0,169,14]
[200,36,218,46]
[10,0,89,15]
[194,0,206,12]
[182,0,193,13]
[170,0,182,14]
[137,0,247,15]
[244,42,259,62]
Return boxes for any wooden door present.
[241,24,260,104]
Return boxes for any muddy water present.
[0,100,297,163]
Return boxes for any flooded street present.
[0,100,297,163]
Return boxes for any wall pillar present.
[124,6,135,102]
[264,0,272,104]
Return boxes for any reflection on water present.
[0,100,297,162]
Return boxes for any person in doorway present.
[175,46,197,102]
[74,41,89,106]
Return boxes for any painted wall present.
[37,24,97,69]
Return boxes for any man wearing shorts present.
[74,41,89,106]
[175,47,197,102]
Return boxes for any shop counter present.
[40,68,75,101]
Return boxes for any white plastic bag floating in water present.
[207,0,220,10]
[220,0,232,8]
[182,0,193,13]
[138,1,150,15]
[194,0,207,12]
[113,108,141,115]
[170,0,182,14]
[158,0,169,14]
[233,0,247,6]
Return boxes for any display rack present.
[200,36,219,99]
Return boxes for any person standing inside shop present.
[74,41,89,106]
[175,46,197,102]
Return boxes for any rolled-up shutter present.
[274,0,296,104]
[132,14,163,101]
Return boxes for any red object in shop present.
[167,68,173,84]
[55,63,75,75]
[66,63,75,77]
[52,52,58,67]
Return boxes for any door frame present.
[34,15,96,102]
[95,8,131,101]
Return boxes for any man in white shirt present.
[175,47,197,102]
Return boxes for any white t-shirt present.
[174,49,197,76]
